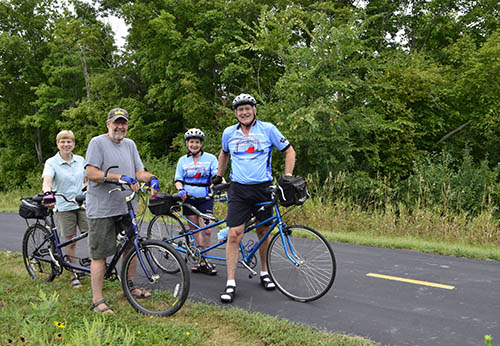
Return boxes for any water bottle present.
[217,226,229,241]
[116,230,127,245]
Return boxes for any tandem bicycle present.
[146,183,336,302]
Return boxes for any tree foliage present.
[0,0,499,192]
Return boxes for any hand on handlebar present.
[178,189,188,201]
[42,191,56,209]
[212,175,223,186]
[149,176,160,198]
[120,175,140,192]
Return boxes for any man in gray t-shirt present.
[85,107,160,314]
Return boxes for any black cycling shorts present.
[226,181,273,228]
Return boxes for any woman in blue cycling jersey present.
[175,128,219,275]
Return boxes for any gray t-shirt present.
[85,134,144,218]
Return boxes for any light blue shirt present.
[175,152,218,197]
[221,120,290,184]
[42,153,86,212]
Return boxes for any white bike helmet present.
[184,128,205,141]
[232,93,257,110]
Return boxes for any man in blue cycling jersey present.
[213,93,296,303]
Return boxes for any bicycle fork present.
[135,241,160,283]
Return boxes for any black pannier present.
[19,197,49,219]
[277,175,309,207]
[148,193,179,216]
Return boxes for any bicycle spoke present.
[121,240,189,316]
[267,225,336,302]
[22,225,56,282]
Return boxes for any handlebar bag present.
[19,198,49,219]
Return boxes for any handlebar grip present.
[213,183,230,192]
[75,194,86,205]
[171,193,183,202]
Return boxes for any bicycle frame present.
[30,190,160,282]
[164,197,301,276]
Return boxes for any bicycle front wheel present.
[146,214,186,243]
[22,224,56,282]
[121,240,190,316]
[267,225,336,302]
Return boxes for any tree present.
[0,0,57,188]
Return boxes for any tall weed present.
[401,149,500,216]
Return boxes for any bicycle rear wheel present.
[267,225,336,302]
[121,240,190,316]
[146,214,186,242]
[22,224,57,282]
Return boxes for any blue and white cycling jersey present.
[175,152,218,197]
[222,120,290,184]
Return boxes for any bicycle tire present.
[146,214,186,243]
[22,224,57,282]
[121,240,190,316]
[267,225,336,302]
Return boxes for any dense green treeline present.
[1,0,499,213]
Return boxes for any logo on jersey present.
[193,172,202,179]
[245,146,255,153]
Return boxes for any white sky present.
[102,15,128,49]
[79,0,129,49]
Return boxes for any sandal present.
[70,278,82,289]
[220,285,236,303]
[192,262,217,275]
[90,299,113,314]
[260,274,276,291]
[127,280,151,299]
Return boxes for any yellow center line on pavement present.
[366,273,455,290]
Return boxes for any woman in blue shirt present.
[42,130,88,288]
[175,128,219,275]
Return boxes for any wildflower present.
[186,332,190,336]
[137,330,141,335]
[53,321,65,328]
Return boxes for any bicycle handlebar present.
[54,192,86,206]
[33,192,86,206]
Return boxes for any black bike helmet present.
[184,128,205,141]
[232,93,257,110]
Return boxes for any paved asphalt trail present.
[1,212,499,346]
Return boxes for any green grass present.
[0,251,375,346]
